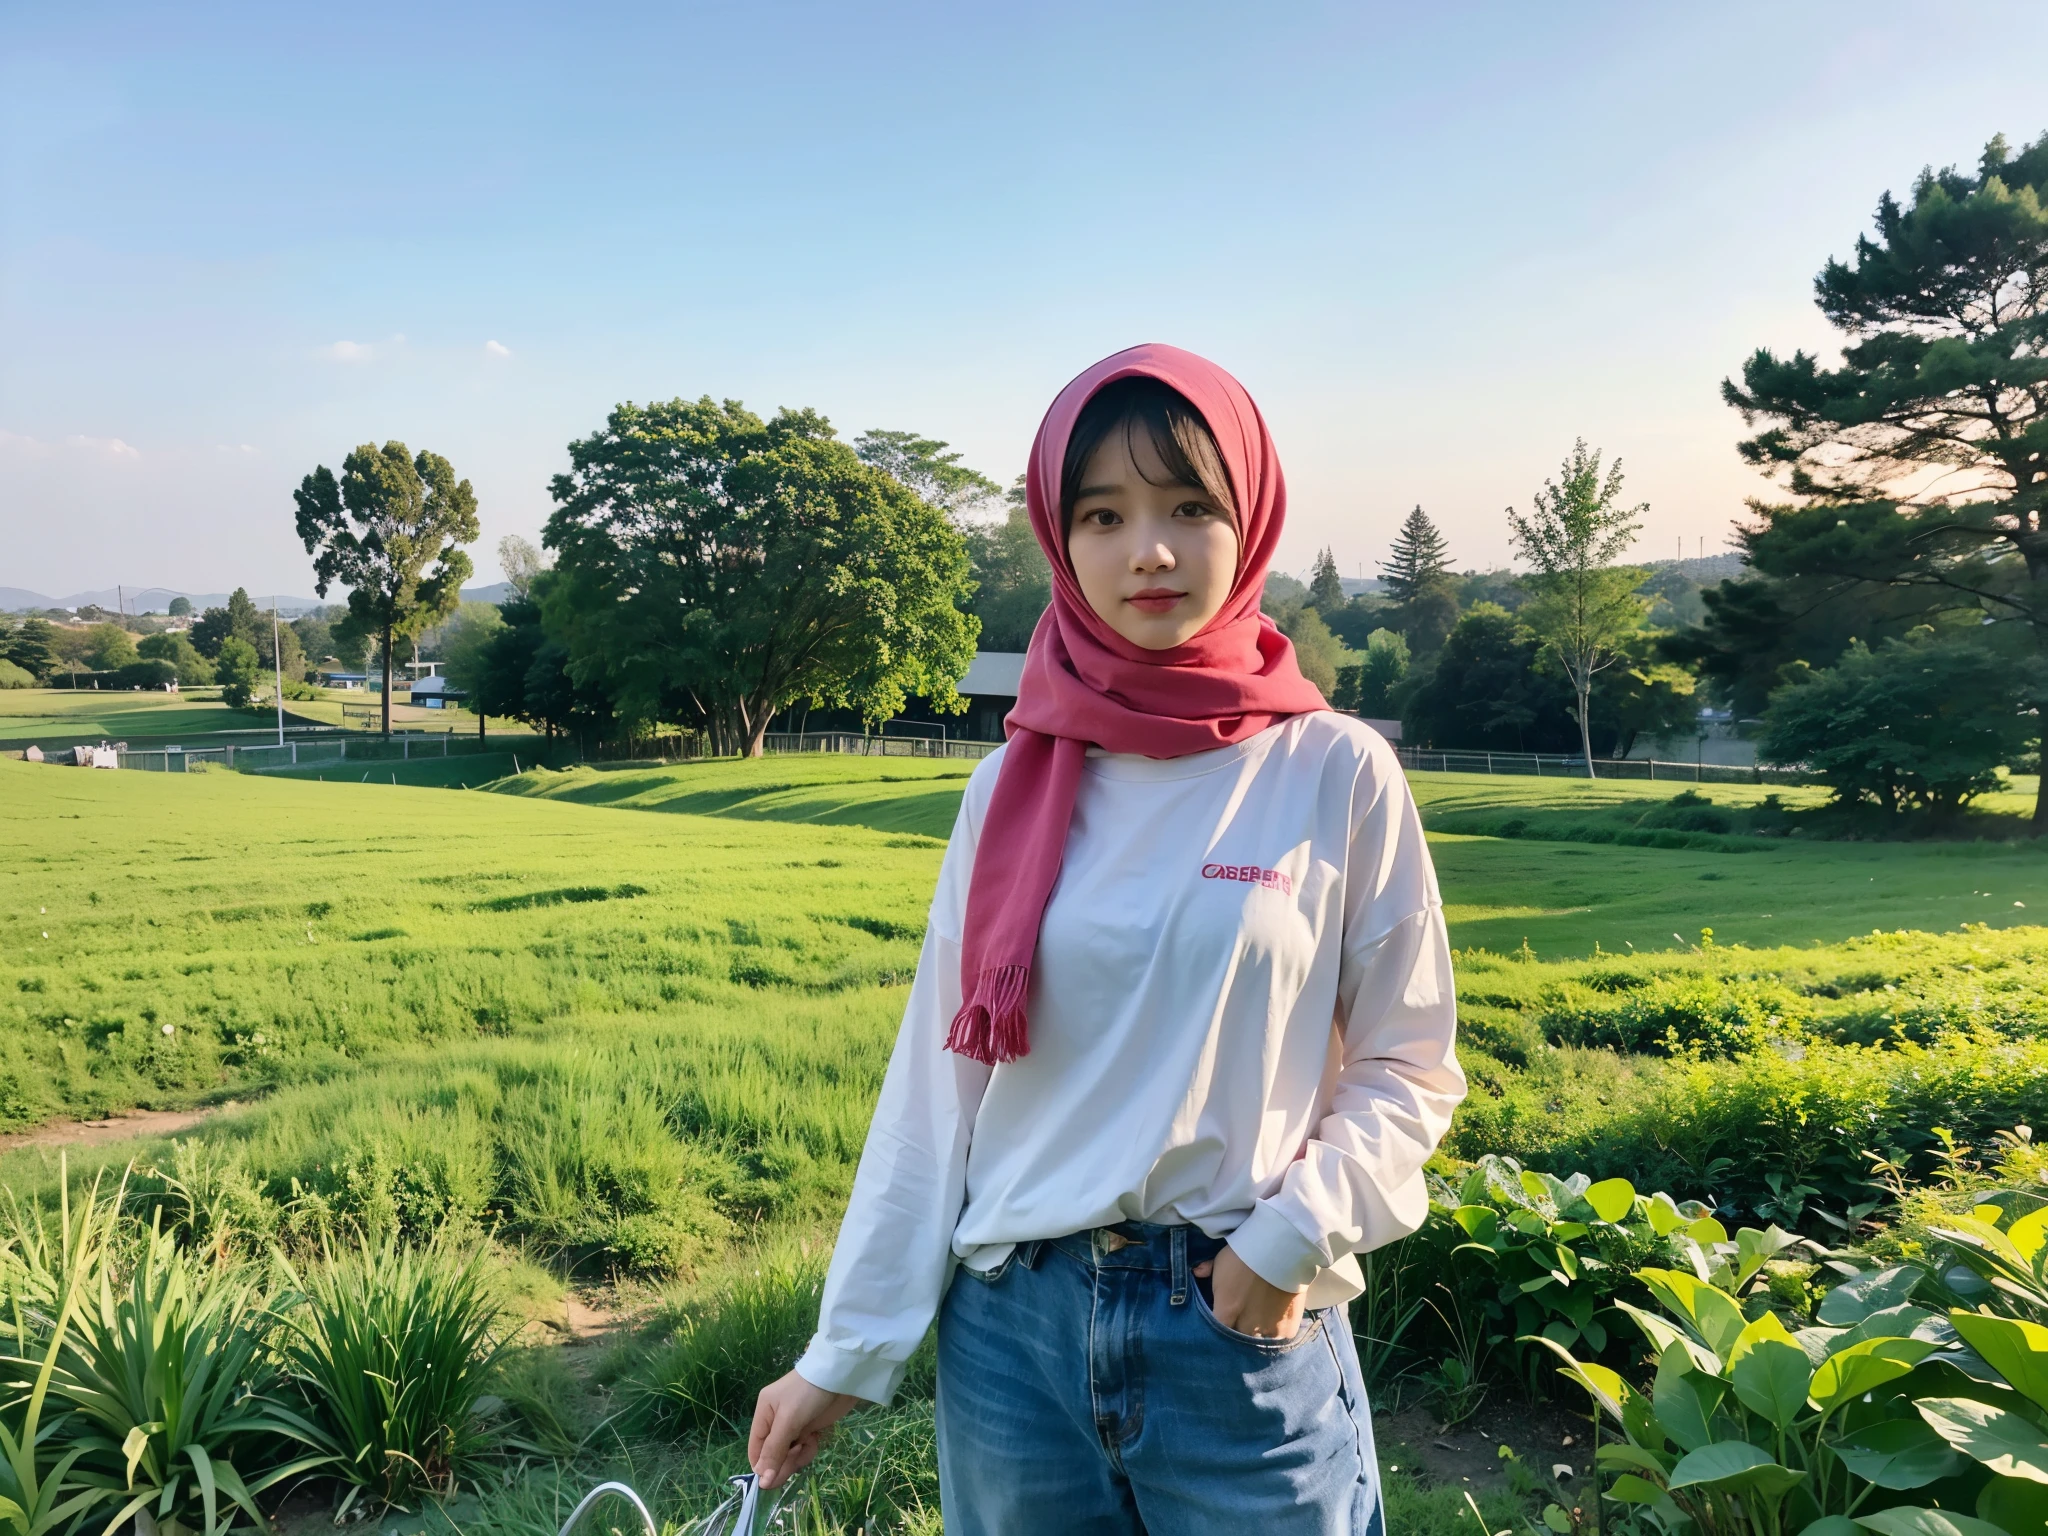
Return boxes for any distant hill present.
[1,581,517,617]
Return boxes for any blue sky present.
[3,1,2042,600]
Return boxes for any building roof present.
[958,650,1027,697]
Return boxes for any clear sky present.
[3,1,2043,600]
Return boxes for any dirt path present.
[0,1105,225,1153]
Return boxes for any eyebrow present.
[1072,483,1123,498]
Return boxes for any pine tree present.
[1380,506,1453,602]
[1308,546,1346,615]
[1722,130,2048,827]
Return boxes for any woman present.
[750,343,1464,1534]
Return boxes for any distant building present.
[408,674,465,710]
[318,666,367,690]
[955,651,1026,741]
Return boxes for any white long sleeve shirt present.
[795,712,1465,1404]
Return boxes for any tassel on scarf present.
[945,965,1031,1064]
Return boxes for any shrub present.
[53,1218,329,1536]
[1761,627,2033,815]
[1534,971,1805,1056]
[624,1249,828,1436]
[0,659,32,690]
[107,658,178,691]
[274,1234,510,1515]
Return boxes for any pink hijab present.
[944,343,1328,1065]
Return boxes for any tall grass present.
[274,1234,510,1515]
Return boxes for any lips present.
[1126,588,1186,614]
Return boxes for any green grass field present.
[6,750,2047,1532]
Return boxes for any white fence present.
[118,734,500,774]
[1395,747,1810,785]
[761,731,999,761]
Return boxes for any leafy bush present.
[0,659,32,690]
[274,1235,509,1515]
[1762,627,2034,816]
[106,658,178,691]
[624,1250,829,1436]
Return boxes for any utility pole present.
[271,597,285,747]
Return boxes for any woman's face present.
[1065,427,1240,651]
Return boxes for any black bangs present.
[1060,376,1237,527]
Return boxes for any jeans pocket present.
[958,1247,1016,1285]
[1191,1276,1326,1354]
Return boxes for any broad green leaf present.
[1638,1268,1747,1357]
[1586,1178,1636,1223]
[1917,1396,2048,1484]
[2007,1206,2048,1264]
[1521,1169,1557,1209]
[1524,1333,1624,1420]
[1669,1440,1803,1502]
[1818,1266,1922,1327]
[1453,1205,1498,1242]
[1624,1387,1668,1451]
[1854,1507,2010,1536]
[1947,1310,2048,1414]
[1655,1349,1724,1452]
[1810,1338,1936,1411]
[1833,1304,1938,1351]
[1553,1221,1591,1241]
[1542,1504,1572,1533]
[1689,1215,1730,1245]
[1798,1521,1861,1536]
[1733,1338,1814,1430]
[1616,1299,1721,1374]
[1607,1474,1664,1505]
[1834,1417,1961,1490]
[1973,1204,2006,1225]
[1930,1216,2028,1270]
[1977,1472,2048,1532]
[1728,1309,1798,1362]
[1598,1443,1673,1477]
[1646,1193,1686,1236]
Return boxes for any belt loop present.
[1019,1239,1044,1270]
[1170,1225,1188,1306]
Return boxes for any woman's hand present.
[749,1370,859,1490]
[1195,1244,1309,1339]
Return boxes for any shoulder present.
[952,744,1009,844]
[1267,711,1403,787]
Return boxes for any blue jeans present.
[935,1222,1383,1535]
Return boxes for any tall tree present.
[1402,604,1577,753]
[1507,439,1649,776]
[498,534,550,599]
[962,479,1051,651]
[1308,546,1346,616]
[544,398,977,756]
[84,624,139,671]
[854,430,1003,518]
[1380,506,1453,601]
[1721,130,2048,825]
[167,596,192,618]
[294,443,480,737]
[189,589,264,659]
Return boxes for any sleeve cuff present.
[794,1337,906,1406]
[1226,1201,1327,1293]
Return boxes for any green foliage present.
[1719,130,2048,829]
[135,633,215,687]
[1308,546,1346,615]
[852,429,1001,518]
[0,661,32,691]
[1508,439,1652,769]
[1381,504,1454,603]
[958,488,1049,653]
[1333,627,1409,717]
[1404,604,1579,752]
[295,443,480,734]
[2,620,58,681]
[188,591,262,662]
[624,1249,833,1436]
[467,592,616,744]
[1762,628,2033,816]
[81,625,138,672]
[53,1218,328,1536]
[1275,604,1346,695]
[275,1234,509,1514]
[542,398,976,755]
[436,601,506,708]
[213,637,260,709]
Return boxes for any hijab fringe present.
[945,965,1031,1065]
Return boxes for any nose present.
[1129,539,1176,572]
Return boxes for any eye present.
[1080,507,1121,528]
[1173,500,1215,519]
